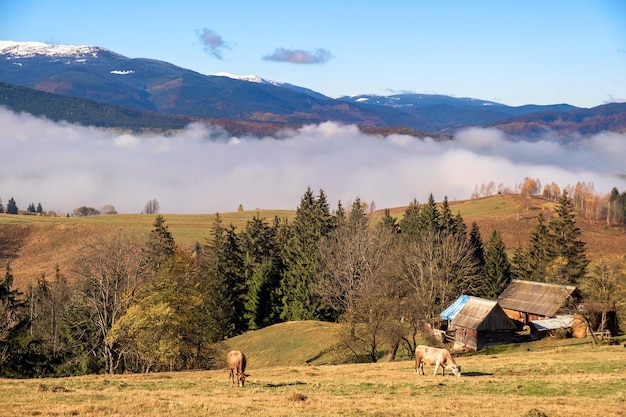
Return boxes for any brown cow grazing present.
[415,345,461,377]
[227,350,248,387]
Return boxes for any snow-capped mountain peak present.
[211,72,277,85]
[0,41,107,59]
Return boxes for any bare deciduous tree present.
[73,232,147,374]
[399,229,481,330]
[143,199,159,215]
[315,220,400,362]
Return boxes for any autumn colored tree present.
[107,251,210,372]
[73,232,147,374]
[579,256,626,336]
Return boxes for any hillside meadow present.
[1,194,626,291]
[0,325,624,417]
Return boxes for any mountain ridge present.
[1,40,625,137]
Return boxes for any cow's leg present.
[434,359,443,376]
[417,360,425,375]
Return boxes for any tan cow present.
[227,350,248,387]
[415,345,461,377]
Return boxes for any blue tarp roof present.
[440,294,469,321]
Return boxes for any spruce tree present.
[241,215,282,329]
[438,196,455,233]
[399,198,421,243]
[279,187,333,321]
[201,214,247,337]
[0,263,26,373]
[520,212,553,282]
[6,198,17,215]
[348,197,367,228]
[418,193,439,234]
[549,191,588,284]
[381,208,400,233]
[468,222,485,275]
[144,215,176,272]
[482,230,512,299]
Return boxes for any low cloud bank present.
[0,108,624,214]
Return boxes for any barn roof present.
[440,294,469,321]
[530,315,574,331]
[451,297,517,331]
[497,280,578,317]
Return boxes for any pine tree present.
[240,215,282,329]
[418,193,439,234]
[334,200,346,227]
[348,197,367,228]
[381,208,400,233]
[279,187,333,321]
[520,212,553,282]
[6,198,18,215]
[399,198,421,243]
[549,191,588,284]
[144,215,176,272]
[0,263,26,370]
[468,222,485,275]
[201,215,247,338]
[481,230,512,299]
[438,196,455,233]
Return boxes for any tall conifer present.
[482,230,512,299]
[279,187,333,321]
[549,191,588,284]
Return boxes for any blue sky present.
[2,0,625,108]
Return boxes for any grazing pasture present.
[1,338,624,417]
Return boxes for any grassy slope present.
[1,194,625,290]
[0,320,624,416]
[222,321,340,368]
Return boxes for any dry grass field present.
[1,337,625,417]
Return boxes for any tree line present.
[473,178,626,226]
[0,188,624,377]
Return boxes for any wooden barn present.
[496,280,580,328]
[443,296,517,351]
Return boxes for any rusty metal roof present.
[497,280,577,317]
[451,296,517,331]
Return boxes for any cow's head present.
[237,372,249,387]
[452,365,462,378]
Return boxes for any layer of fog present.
[1,107,625,215]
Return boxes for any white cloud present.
[0,108,625,214]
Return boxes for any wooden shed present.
[447,296,517,351]
[496,280,579,327]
